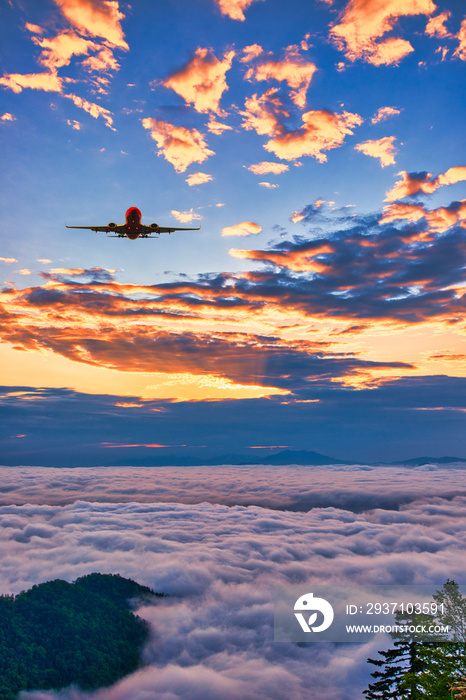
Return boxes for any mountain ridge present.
[105,449,466,468]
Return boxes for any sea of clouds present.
[0,464,464,700]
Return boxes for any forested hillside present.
[0,573,161,699]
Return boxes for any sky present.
[1,0,466,464]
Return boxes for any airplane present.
[66,206,200,240]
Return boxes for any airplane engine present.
[107,222,117,230]
[150,223,159,231]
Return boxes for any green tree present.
[416,642,461,699]
[433,579,466,644]
[364,610,438,699]
[364,582,466,700]
[416,581,466,699]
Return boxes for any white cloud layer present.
[0,464,464,510]
[0,465,463,700]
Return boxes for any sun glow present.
[0,343,288,401]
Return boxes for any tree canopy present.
[364,581,466,700]
[0,572,162,699]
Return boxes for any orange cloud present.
[425,11,452,38]
[32,30,98,70]
[222,222,262,236]
[380,202,426,224]
[435,46,449,61]
[142,118,215,172]
[171,209,202,223]
[259,182,278,188]
[330,0,436,65]
[371,106,401,124]
[66,93,114,129]
[435,167,466,188]
[240,44,264,62]
[385,166,466,201]
[207,118,233,134]
[245,45,317,108]
[185,172,213,186]
[354,136,397,167]
[247,161,289,175]
[113,402,145,408]
[230,242,334,271]
[53,0,128,49]
[67,119,81,129]
[150,371,284,399]
[243,89,361,164]
[25,23,45,34]
[385,171,431,201]
[455,18,466,60]
[240,89,288,137]
[380,199,466,233]
[81,46,120,73]
[0,274,303,397]
[264,109,363,162]
[102,443,171,448]
[49,267,117,276]
[0,257,18,263]
[1,6,125,125]
[1,113,15,122]
[0,71,63,94]
[366,37,415,66]
[425,200,466,233]
[162,48,235,116]
[214,0,264,21]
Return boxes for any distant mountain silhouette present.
[108,449,351,467]
[243,449,352,465]
[388,455,466,466]
[108,453,246,467]
[106,450,466,468]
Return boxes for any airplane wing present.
[65,224,126,233]
[140,225,201,234]
[65,223,200,237]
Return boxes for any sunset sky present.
[1,0,466,465]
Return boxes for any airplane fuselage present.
[124,206,142,240]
